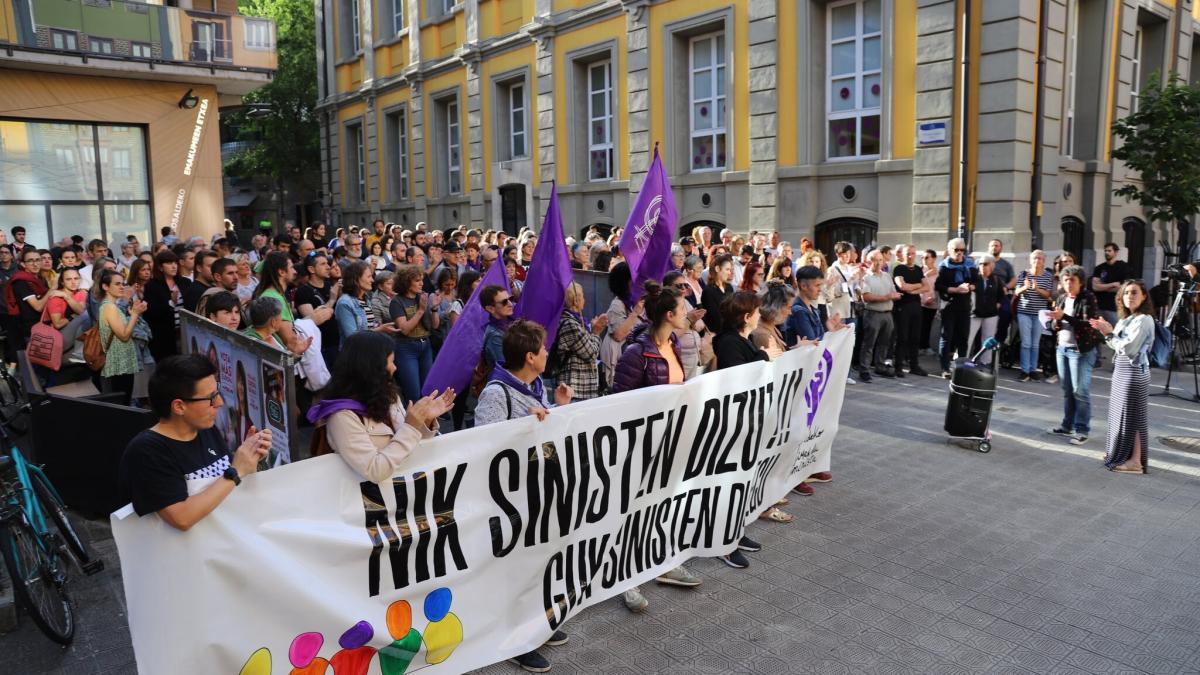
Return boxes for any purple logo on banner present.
[805,349,834,428]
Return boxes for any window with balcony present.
[346,123,366,205]
[245,20,272,49]
[587,60,614,181]
[689,33,727,172]
[88,37,114,55]
[131,42,152,59]
[50,30,77,51]
[384,108,410,202]
[826,0,882,160]
[0,121,152,247]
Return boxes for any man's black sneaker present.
[1030,371,1044,381]
[1048,426,1073,436]
[543,630,569,646]
[511,650,552,673]
[738,536,762,552]
[894,368,906,378]
[910,366,929,377]
[859,370,873,383]
[722,550,750,569]
[874,368,895,378]
[1018,372,1031,382]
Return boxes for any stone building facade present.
[316,0,1200,278]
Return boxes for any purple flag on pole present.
[618,145,679,304]
[420,258,511,397]
[514,184,573,346]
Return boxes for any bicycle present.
[0,417,103,644]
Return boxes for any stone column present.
[533,31,557,222]
[624,0,651,192]
[747,0,779,234]
[365,93,380,217]
[463,0,485,228]
[360,0,375,87]
[406,0,426,224]
[910,0,957,240]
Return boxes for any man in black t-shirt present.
[1090,242,1131,325]
[892,246,930,377]
[294,252,341,369]
[118,355,270,529]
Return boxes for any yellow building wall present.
[892,0,917,160]
[552,0,603,12]
[777,1,797,166]
[374,88,413,204]
[421,12,465,60]
[479,0,534,40]
[479,44,540,192]
[421,68,469,195]
[552,14,630,184]
[0,0,18,43]
[338,101,369,206]
[648,0,751,173]
[374,36,410,79]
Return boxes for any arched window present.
[677,220,724,242]
[815,217,878,262]
[1122,217,1146,279]
[1061,216,1085,264]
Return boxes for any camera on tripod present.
[1161,262,1197,283]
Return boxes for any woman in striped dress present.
[1089,280,1155,474]
[1014,250,1055,381]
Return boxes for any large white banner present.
[113,329,852,675]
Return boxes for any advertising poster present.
[259,359,290,466]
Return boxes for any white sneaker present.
[622,586,649,612]
[846,376,857,385]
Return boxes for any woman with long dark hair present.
[1090,280,1156,474]
[98,269,145,405]
[142,249,184,360]
[334,260,397,345]
[701,253,735,333]
[390,263,438,403]
[254,251,308,353]
[306,331,454,483]
[609,280,703,610]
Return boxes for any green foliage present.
[1112,72,1200,227]
[225,0,319,189]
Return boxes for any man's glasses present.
[954,248,966,253]
[495,297,513,306]
[672,283,689,290]
[180,391,222,406]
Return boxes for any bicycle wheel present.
[0,514,75,644]
[29,469,101,574]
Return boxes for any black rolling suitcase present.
[944,362,996,453]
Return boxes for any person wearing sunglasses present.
[477,285,516,387]
[119,354,272,531]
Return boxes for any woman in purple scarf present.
[306,331,454,482]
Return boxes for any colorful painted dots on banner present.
[378,600,423,675]
[422,588,464,664]
[289,632,330,674]
[330,621,377,675]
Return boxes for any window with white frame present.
[386,108,410,201]
[447,101,462,195]
[351,0,361,51]
[1130,25,1143,114]
[588,60,614,181]
[689,32,727,172]
[1064,0,1078,157]
[50,30,77,51]
[112,149,131,178]
[392,0,405,35]
[509,83,527,159]
[442,0,455,13]
[826,0,882,159]
[245,20,272,49]
[347,124,365,204]
[88,37,114,54]
[131,42,152,58]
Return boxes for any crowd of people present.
[1,217,1167,672]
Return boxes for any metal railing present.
[2,0,276,72]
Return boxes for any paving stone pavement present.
[4,359,1200,674]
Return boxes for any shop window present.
[826,0,882,160]
[0,121,152,245]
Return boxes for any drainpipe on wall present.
[957,0,971,246]
[1028,0,1049,250]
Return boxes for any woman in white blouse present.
[1089,280,1156,474]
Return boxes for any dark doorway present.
[677,220,723,241]
[1061,216,1085,264]
[580,223,612,240]
[499,184,526,236]
[815,218,878,261]
[1123,217,1146,279]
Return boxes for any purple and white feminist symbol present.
[633,196,663,253]
[805,349,835,427]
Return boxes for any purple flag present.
[618,146,679,303]
[515,184,573,345]
[420,258,511,397]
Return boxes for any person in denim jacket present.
[1090,280,1156,474]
